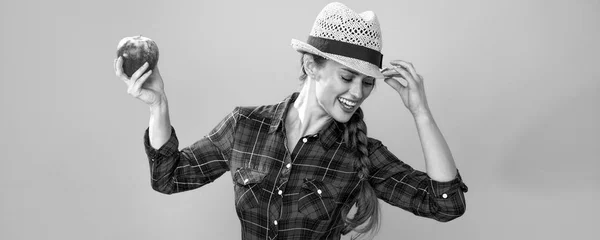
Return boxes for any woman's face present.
[313,60,375,123]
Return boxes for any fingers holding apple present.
[116,35,159,78]
[116,35,165,106]
[114,56,138,82]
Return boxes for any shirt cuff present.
[429,169,468,199]
[143,126,179,160]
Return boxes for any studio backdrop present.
[1,0,599,239]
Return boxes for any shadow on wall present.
[497,80,600,191]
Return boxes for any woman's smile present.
[337,96,358,112]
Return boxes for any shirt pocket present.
[298,178,341,221]
[233,167,267,210]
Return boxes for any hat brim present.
[291,39,385,79]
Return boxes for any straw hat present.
[291,2,384,79]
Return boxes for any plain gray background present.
[1,0,599,239]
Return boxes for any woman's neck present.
[286,79,332,137]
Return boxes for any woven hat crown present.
[291,2,385,78]
[310,2,382,52]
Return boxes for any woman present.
[115,2,467,239]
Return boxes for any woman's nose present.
[349,79,363,99]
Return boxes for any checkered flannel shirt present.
[143,92,468,240]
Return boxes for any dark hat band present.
[307,36,383,68]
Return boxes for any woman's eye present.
[363,81,374,86]
[341,76,352,82]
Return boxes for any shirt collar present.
[267,93,296,134]
[268,92,347,150]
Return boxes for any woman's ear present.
[302,54,318,80]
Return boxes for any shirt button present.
[317,189,322,195]
[302,138,308,143]
[286,163,291,169]
[278,190,283,195]
[273,220,278,226]
[442,193,448,199]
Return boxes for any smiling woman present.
[114,2,468,240]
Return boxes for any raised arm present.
[142,106,239,195]
[367,139,467,222]
[143,107,236,195]
[413,112,457,181]
[115,57,232,194]
[373,60,467,221]
[148,95,172,150]
[382,60,458,181]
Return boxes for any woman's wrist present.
[149,94,168,113]
[411,107,432,121]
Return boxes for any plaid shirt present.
[143,92,468,240]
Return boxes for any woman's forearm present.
[148,95,172,150]
[413,111,458,182]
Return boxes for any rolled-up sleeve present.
[143,107,239,194]
[367,139,468,222]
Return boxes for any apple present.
[116,35,159,78]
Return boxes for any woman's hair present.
[340,108,380,239]
[299,53,380,239]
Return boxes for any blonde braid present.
[341,108,380,239]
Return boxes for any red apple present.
[116,35,159,78]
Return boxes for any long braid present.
[340,108,380,239]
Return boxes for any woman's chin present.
[322,102,357,123]
[330,108,354,123]
[333,116,351,123]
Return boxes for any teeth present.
[338,97,357,107]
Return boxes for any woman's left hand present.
[381,60,431,116]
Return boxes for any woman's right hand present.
[114,56,166,107]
